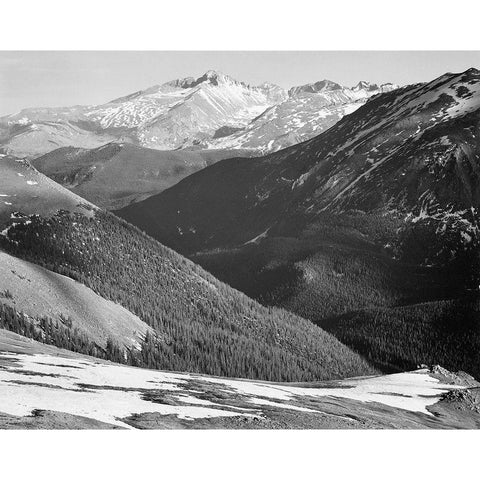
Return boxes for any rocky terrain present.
[211,80,396,153]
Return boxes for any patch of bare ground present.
[429,365,480,388]
[0,410,123,429]
[427,388,480,429]
[0,251,152,349]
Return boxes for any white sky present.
[1,51,480,116]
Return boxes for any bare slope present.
[0,154,94,225]
[0,250,150,349]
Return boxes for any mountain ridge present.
[0,70,397,157]
[31,142,255,209]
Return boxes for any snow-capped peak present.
[289,79,343,96]
[353,80,379,92]
[194,70,234,86]
[203,69,226,80]
[258,81,278,88]
[161,70,242,90]
[162,76,197,89]
[257,81,284,92]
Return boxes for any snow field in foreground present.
[0,352,464,428]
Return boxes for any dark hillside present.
[322,299,480,379]
[33,143,254,209]
[0,210,376,382]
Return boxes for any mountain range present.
[0,70,396,157]
[211,79,396,152]
[118,68,480,257]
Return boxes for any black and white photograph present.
[1,1,479,478]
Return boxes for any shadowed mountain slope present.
[32,143,254,209]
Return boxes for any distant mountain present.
[0,70,396,157]
[0,114,118,159]
[0,152,374,382]
[210,80,397,152]
[118,68,480,263]
[116,68,480,379]
[32,143,254,209]
[103,70,287,150]
[0,70,285,157]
